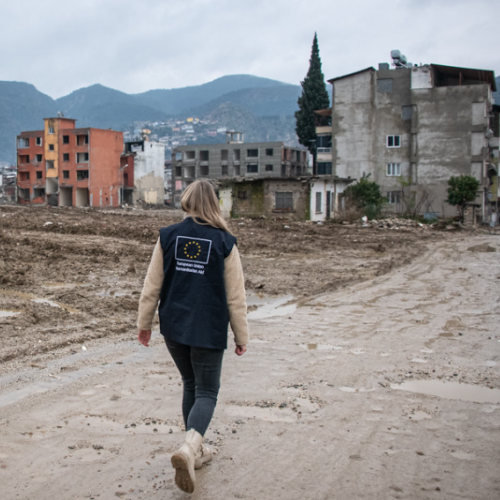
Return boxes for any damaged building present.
[121,139,165,206]
[171,131,309,208]
[17,117,123,207]
[316,54,499,220]
[16,117,165,208]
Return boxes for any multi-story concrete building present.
[317,59,499,219]
[17,117,123,207]
[121,139,165,206]
[171,131,309,206]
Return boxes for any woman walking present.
[137,179,249,493]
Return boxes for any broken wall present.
[133,142,165,205]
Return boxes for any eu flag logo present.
[175,236,212,264]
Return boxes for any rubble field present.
[0,205,462,371]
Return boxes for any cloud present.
[1,0,498,98]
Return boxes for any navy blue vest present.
[158,217,237,349]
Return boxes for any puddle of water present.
[247,293,296,320]
[0,288,80,314]
[97,290,128,298]
[301,343,344,351]
[31,298,80,314]
[411,358,428,364]
[339,387,375,393]
[41,282,79,290]
[225,405,296,423]
[391,380,500,404]
[0,310,22,318]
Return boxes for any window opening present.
[76,152,89,163]
[77,134,89,146]
[247,164,258,174]
[316,192,322,213]
[265,165,273,172]
[317,162,332,175]
[266,148,273,156]
[36,171,43,179]
[247,149,258,158]
[402,106,412,121]
[386,135,401,148]
[63,153,69,162]
[77,170,89,181]
[63,170,70,179]
[275,191,293,210]
[387,191,401,204]
[386,163,401,176]
[18,138,29,148]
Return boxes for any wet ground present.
[0,205,443,372]
[1,206,500,499]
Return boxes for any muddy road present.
[0,206,499,499]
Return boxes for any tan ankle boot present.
[194,443,213,469]
[171,429,203,493]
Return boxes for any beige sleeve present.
[137,238,164,330]
[224,245,249,346]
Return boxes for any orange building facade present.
[17,117,124,207]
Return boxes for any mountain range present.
[0,75,302,164]
[2,73,499,165]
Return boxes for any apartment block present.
[317,59,499,219]
[17,117,123,207]
[171,131,309,206]
[121,140,165,206]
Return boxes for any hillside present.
[0,82,57,164]
[56,84,167,129]
[0,75,300,164]
[134,75,290,115]
[182,84,301,118]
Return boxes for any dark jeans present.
[165,339,224,436]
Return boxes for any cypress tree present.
[295,33,330,173]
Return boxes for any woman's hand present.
[235,345,247,356]
[138,329,152,347]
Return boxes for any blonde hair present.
[181,179,231,233]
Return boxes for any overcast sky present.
[1,0,499,99]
